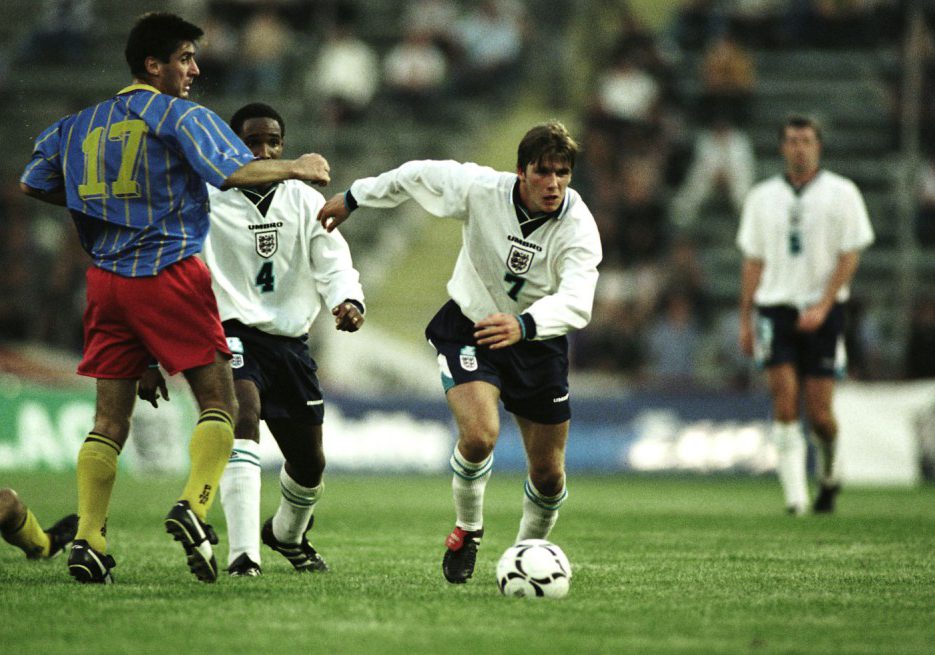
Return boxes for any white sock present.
[811,431,839,486]
[450,448,493,532]
[773,421,809,513]
[272,466,323,545]
[219,438,262,566]
[516,476,567,542]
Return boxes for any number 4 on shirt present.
[255,261,275,293]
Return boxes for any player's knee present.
[93,417,131,443]
[234,406,261,441]
[458,420,498,457]
[291,445,326,482]
[458,437,495,463]
[0,488,21,526]
[286,458,323,487]
[528,467,565,498]
[810,414,837,441]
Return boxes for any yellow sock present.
[76,433,121,553]
[2,508,51,559]
[180,409,234,520]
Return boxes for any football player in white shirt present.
[737,115,874,516]
[318,121,602,584]
[144,103,365,576]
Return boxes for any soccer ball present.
[496,539,572,598]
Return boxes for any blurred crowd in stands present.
[1,0,934,389]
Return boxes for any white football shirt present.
[203,180,364,338]
[736,170,874,307]
[349,160,602,339]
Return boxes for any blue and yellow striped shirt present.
[21,84,255,277]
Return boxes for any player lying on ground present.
[0,488,77,560]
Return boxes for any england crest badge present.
[506,244,534,275]
[459,345,478,372]
[255,229,278,258]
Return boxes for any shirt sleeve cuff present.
[344,189,359,212]
[517,313,537,340]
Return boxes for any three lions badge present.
[507,245,534,275]
[255,230,278,258]
[459,345,478,372]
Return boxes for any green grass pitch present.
[1,471,933,654]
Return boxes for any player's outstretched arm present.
[223,153,331,189]
[19,182,67,207]
[318,192,352,232]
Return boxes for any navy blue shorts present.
[425,300,570,424]
[755,304,847,378]
[223,320,324,423]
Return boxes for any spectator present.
[194,14,239,96]
[660,237,709,322]
[795,0,876,49]
[611,157,669,266]
[670,0,725,52]
[844,296,885,380]
[307,9,380,126]
[383,27,449,121]
[229,4,293,97]
[914,158,935,247]
[0,193,38,341]
[712,307,754,389]
[450,0,525,99]
[645,290,703,387]
[697,31,756,127]
[17,0,94,65]
[670,119,756,229]
[906,296,935,379]
[573,270,647,375]
[593,43,662,144]
[402,0,460,59]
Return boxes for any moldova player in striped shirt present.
[19,12,331,584]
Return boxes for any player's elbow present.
[572,307,592,330]
[19,182,39,197]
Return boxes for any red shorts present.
[78,257,230,379]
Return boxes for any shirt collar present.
[784,169,823,195]
[117,83,162,96]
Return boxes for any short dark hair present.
[517,121,579,171]
[779,114,823,143]
[230,103,286,138]
[125,13,204,78]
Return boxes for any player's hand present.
[294,153,330,187]
[474,313,522,350]
[797,304,829,333]
[137,367,169,408]
[333,301,364,332]
[738,321,754,357]
[318,193,351,232]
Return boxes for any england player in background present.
[737,114,874,515]
[143,103,364,576]
[318,121,601,584]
